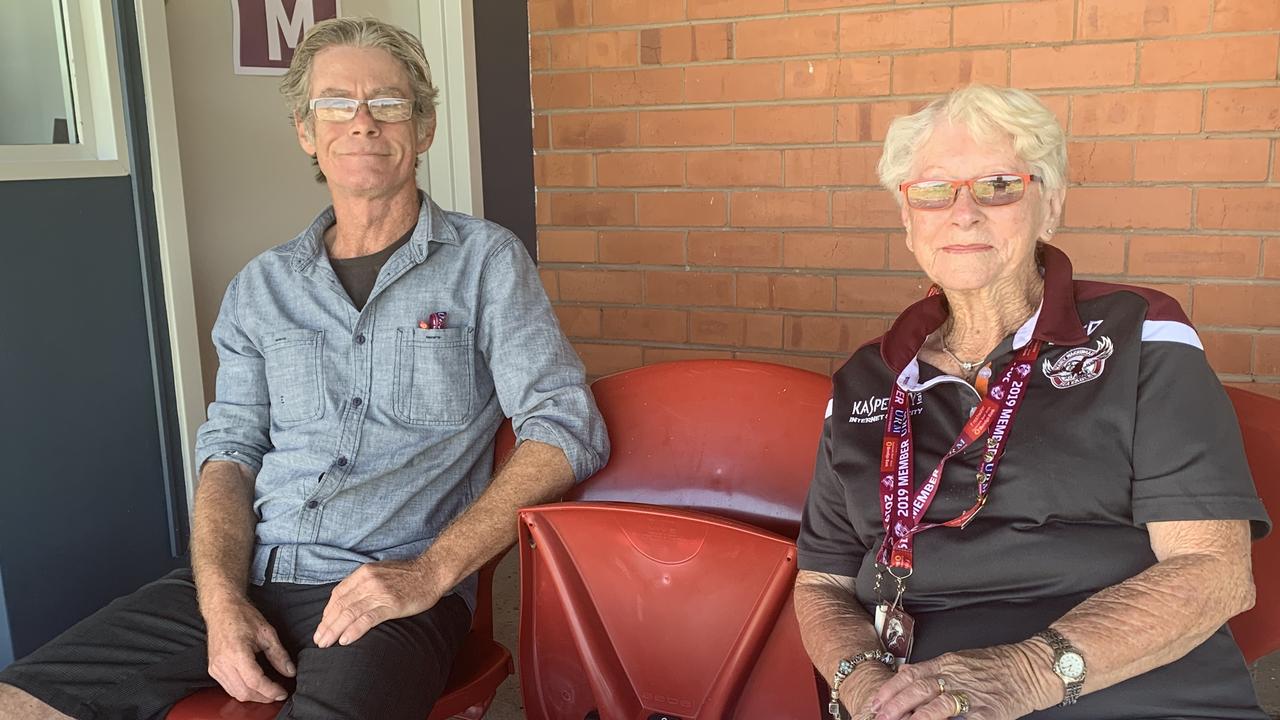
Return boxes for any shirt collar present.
[880,243,1089,376]
[291,190,461,272]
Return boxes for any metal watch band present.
[829,650,894,720]
[1035,629,1085,706]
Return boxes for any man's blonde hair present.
[877,85,1067,203]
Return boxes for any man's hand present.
[313,558,441,649]
[204,598,295,703]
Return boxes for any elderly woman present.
[794,85,1271,720]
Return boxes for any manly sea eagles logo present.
[1042,337,1114,389]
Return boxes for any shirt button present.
[351,397,363,407]
[355,334,366,345]
[336,456,348,467]
[306,500,319,509]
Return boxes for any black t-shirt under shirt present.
[328,225,414,311]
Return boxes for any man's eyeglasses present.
[899,174,1042,210]
[308,97,414,123]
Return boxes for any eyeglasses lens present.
[974,175,1024,206]
[906,181,955,209]
[311,98,413,123]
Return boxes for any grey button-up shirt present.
[194,193,609,608]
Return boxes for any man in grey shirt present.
[0,17,607,720]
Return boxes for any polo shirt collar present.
[881,243,1090,381]
[291,190,461,272]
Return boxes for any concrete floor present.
[482,551,1280,719]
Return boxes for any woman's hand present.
[867,643,1057,720]
[843,662,897,718]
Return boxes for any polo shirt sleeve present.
[798,409,869,577]
[476,236,609,484]
[1131,338,1271,539]
[193,273,273,474]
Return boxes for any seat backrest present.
[569,360,831,539]
[518,503,821,720]
[1225,387,1280,664]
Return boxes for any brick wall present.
[527,0,1280,396]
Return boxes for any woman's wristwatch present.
[1034,628,1087,706]
[829,650,895,720]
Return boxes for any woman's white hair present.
[876,85,1067,202]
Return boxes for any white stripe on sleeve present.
[1141,320,1203,350]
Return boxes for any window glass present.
[0,1,78,145]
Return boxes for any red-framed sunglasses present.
[899,173,1042,210]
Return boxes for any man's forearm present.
[191,460,259,613]
[416,439,575,593]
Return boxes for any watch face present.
[1056,652,1085,681]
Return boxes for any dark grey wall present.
[0,177,184,660]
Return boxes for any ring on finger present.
[936,677,946,694]
[950,691,971,716]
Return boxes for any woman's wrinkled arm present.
[795,569,896,718]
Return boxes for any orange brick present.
[592,0,684,26]
[536,191,551,224]
[772,274,836,310]
[645,271,735,306]
[735,15,839,59]
[688,0,783,19]
[1134,139,1271,182]
[735,273,772,308]
[891,49,1008,94]
[552,31,639,69]
[836,275,929,313]
[637,191,728,227]
[687,150,783,187]
[640,24,733,65]
[840,8,951,52]
[685,63,784,103]
[784,232,887,270]
[602,308,688,341]
[836,100,928,142]
[1129,281,1193,310]
[731,191,830,227]
[1128,235,1261,277]
[534,153,594,187]
[1201,332,1254,374]
[784,57,892,99]
[558,269,643,303]
[735,105,834,144]
[1010,43,1136,89]
[538,230,597,262]
[832,190,902,229]
[550,34,588,69]
[785,315,886,353]
[598,230,686,264]
[733,351,835,375]
[1071,91,1202,136]
[532,114,550,150]
[954,0,1074,46]
[1213,0,1280,31]
[887,234,920,271]
[554,305,602,338]
[689,311,784,348]
[1265,238,1280,279]
[528,0,590,31]
[575,342,643,376]
[1193,284,1280,327]
[1274,142,1280,181]
[591,68,683,107]
[1078,0,1210,39]
[640,109,733,146]
[1064,187,1191,229]
[531,72,591,110]
[551,112,637,149]
[1227,381,1280,399]
[643,347,734,364]
[597,152,684,187]
[530,37,550,71]
[1197,189,1280,231]
[688,231,783,266]
[540,268,558,299]
[1256,335,1280,375]
[1140,36,1279,84]
[1049,233,1126,275]
[785,147,881,187]
[789,0,880,9]
[549,192,636,226]
[1205,88,1280,132]
[1068,141,1133,183]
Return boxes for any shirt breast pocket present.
[393,326,474,426]
[262,328,325,425]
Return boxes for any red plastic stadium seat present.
[517,360,831,719]
[1225,387,1280,665]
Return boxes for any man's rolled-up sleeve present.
[193,274,272,474]
[477,236,609,482]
